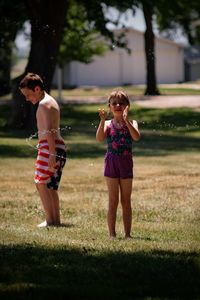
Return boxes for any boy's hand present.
[123,106,129,122]
[98,108,107,121]
[48,155,57,171]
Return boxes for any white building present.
[54,28,185,87]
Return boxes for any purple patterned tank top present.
[106,120,132,155]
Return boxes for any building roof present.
[185,45,200,63]
[113,27,186,48]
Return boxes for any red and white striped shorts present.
[34,139,66,190]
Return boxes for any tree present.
[59,2,108,66]
[142,1,160,95]
[156,0,200,45]
[56,1,108,101]
[7,0,172,129]
[0,0,26,96]
[10,0,137,129]
[96,0,160,95]
[10,0,69,129]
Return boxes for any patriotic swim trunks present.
[34,139,66,190]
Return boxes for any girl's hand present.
[123,106,129,122]
[98,108,107,121]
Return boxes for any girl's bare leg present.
[120,178,133,238]
[105,177,119,237]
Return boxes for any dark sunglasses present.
[110,102,126,106]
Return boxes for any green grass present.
[1,84,200,104]
[0,103,200,299]
[52,86,200,97]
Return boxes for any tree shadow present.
[0,104,200,158]
[1,103,200,135]
[134,107,200,130]
[0,144,36,158]
[0,244,200,299]
[133,132,200,157]
[0,132,200,159]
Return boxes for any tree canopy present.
[156,0,200,45]
[58,2,108,66]
[1,0,199,129]
[0,0,26,95]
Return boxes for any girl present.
[96,90,140,238]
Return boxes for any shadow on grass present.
[0,244,200,299]
[0,133,199,159]
[0,145,36,158]
[0,104,200,158]
[134,107,200,130]
[134,133,200,157]
[1,104,200,138]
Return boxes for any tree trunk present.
[0,44,12,96]
[10,0,68,129]
[57,66,63,104]
[10,73,37,130]
[0,1,26,97]
[143,4,160,95]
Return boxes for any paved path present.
[62,94,200,109]
[1,92,199,109]
[133,95,200,109]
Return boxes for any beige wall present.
[156,39,184,83]
[59,29,184,87]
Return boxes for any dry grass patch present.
[0,105,200,299]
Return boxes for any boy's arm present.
[39,104,57,169]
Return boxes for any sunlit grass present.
[0,104,200,299]
[0,153,199,247]
[51,86,200,97]
[1,84,200,103]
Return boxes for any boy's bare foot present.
[37,221,61,228]
[37,220,48,228]
[54,222,61,227]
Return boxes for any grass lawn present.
[1,84,200,104]
[0,103,200,299]
[51,86,200,98]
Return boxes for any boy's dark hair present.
[19,73,44,91]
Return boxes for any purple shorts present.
[104,152,133,179]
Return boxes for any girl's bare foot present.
[125,234,132,239]
[110,234,116,238]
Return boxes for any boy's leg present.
[119,178,133,237]
[50,189,60,225]
[105,177,119,237]
[36,183,55,226]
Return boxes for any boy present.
[19,73,66,227]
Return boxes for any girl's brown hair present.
[108,90,130,106]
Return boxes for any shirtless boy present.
[19,73,66,227]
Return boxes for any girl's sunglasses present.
[110,102,126,106]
